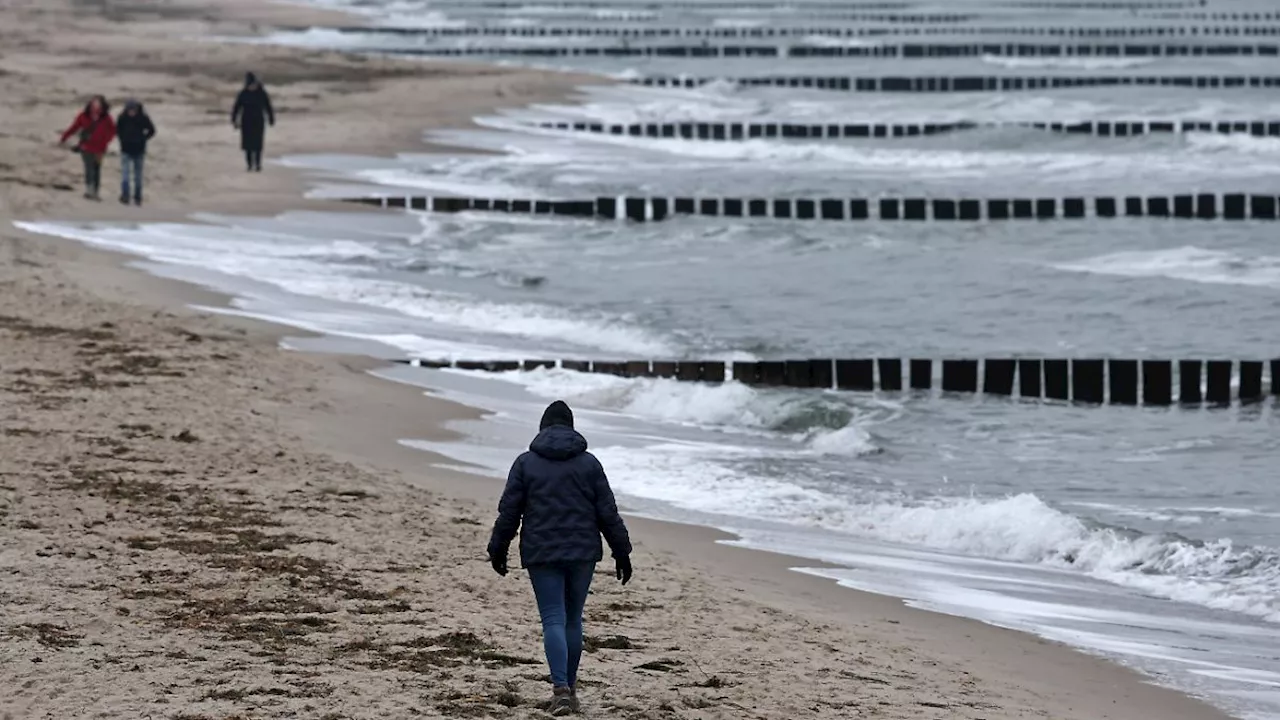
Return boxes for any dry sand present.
[0,1,1236,719]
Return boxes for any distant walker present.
[232,72,275,172]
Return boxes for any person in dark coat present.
[115,99,156,206]
[59,95,116,200]
[488,401,632,717]
[231,72,274,172]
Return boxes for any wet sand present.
[0,1,1234,718]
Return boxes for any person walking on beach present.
[59,95,116,200]
[115,99,156,206]
[487,400,633,716]
[231,72,274,172]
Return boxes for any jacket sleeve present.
[592,458,632,558]
[231,92,243,125]
[487,455,527,558]
[59,114,85,144]
[143,115,156,139]
[263,90,275,126]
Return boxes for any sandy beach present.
[0,1,1238,718]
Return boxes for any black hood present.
[244,72,259,88]
[529,424,587,461]
[539,400,574,430]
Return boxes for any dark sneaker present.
[133,196,142,206]
[549,687,574,716]
[119,195,129,205]
[569,688,581,714]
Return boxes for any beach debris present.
[9,622,83,649]
[635,658,683,673]
[584,634,638,652]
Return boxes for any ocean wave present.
[466,117,1264,179]
[601,449,1280,625]
[489,366,884,456]
[594,434,1280,623]
[829,495,1279,622]
[356,256,546,288]
[1050,246,1280,289]
[16,220,673,357]
[1185,132,1280,154]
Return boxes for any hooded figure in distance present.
[487,401,633,717]
[115,99,156,206]
[231,72,274,172]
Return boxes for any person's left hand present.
[489,551,508,577]
[615,554,632,586]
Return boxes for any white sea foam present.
[457,117,1280,182]
[16,220,676,357]
[1067,501,1205,525]
[595,453,1280,624]
[797,36,886,48]
[350,167,545,199]
[980,54,1156,70]
[503,84,1280,128]
[597,445,841,517]
[290,276,674,355]
[1052,247,1280,289]
[849,498,1280,623]
[1186,132,1280,154]
[488,367,883,456]
[1179,507,1280,520]
[804,424,879,457]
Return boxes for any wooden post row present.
[344,194,1280,222]
[393,358,1276,406]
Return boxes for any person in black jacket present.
[115,99,156,206]
[488,401,632,717]
[231,72,274,172]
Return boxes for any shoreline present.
[0,1,1238,718]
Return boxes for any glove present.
[615,554,632,586]
[489,551,508,577]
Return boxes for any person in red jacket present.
[59,95,117,200]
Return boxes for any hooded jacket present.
[116,101,156,156]
[487,402,632,566]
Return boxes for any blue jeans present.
[120,153,144,200]
[527,561,595,688]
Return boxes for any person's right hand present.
[615,554,632,585]
[489,551,508,577]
